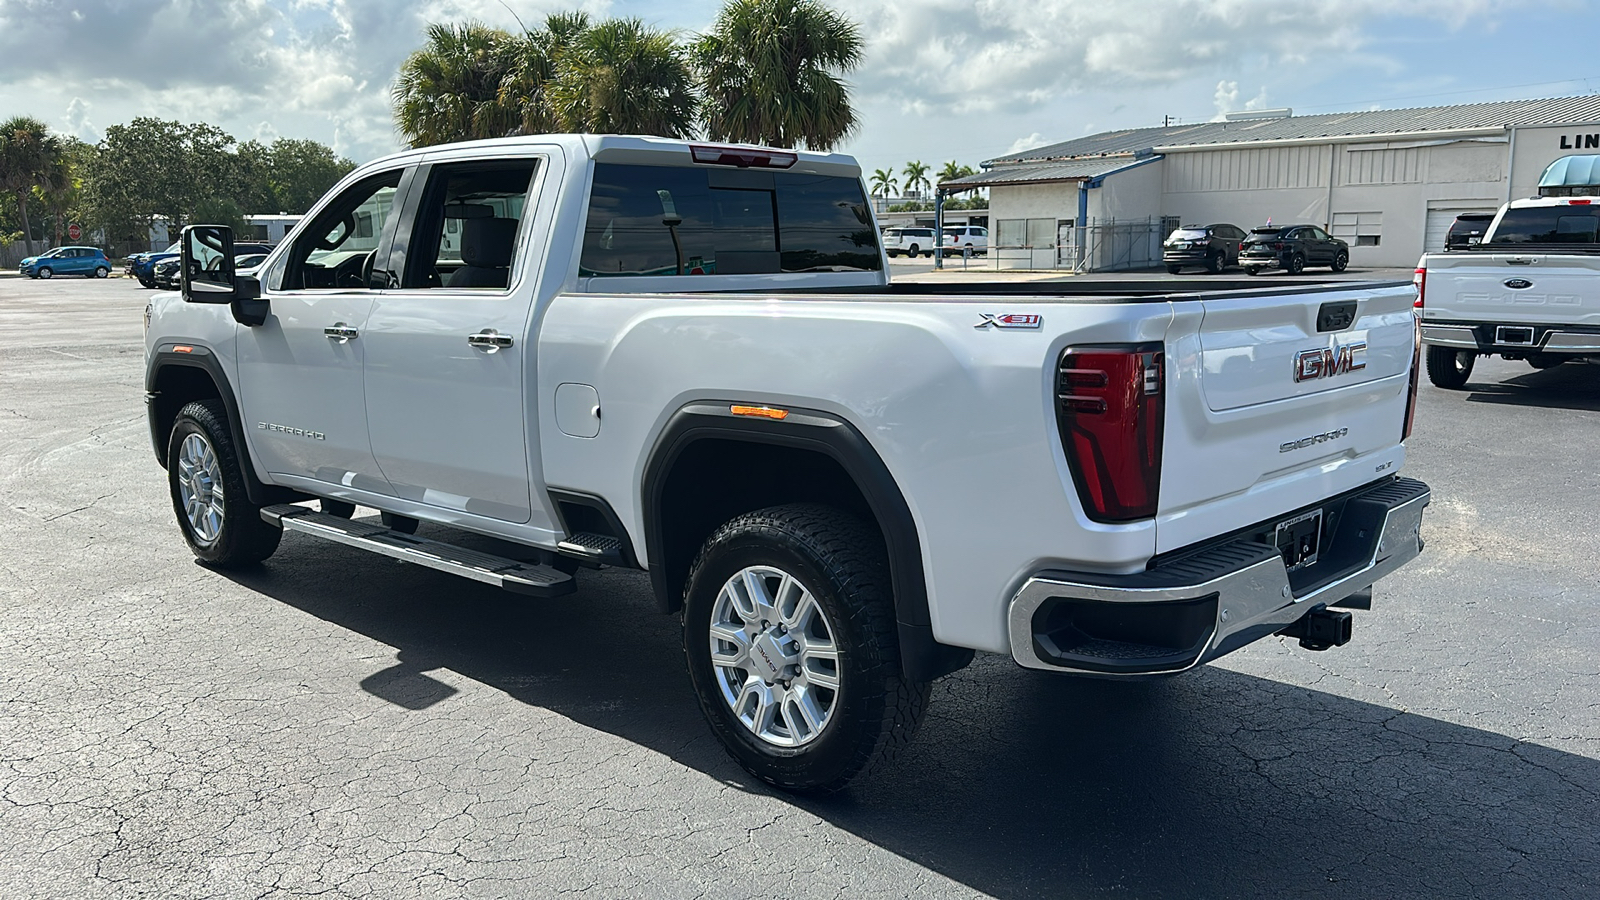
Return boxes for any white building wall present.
[1093,160,1163,220]
[1160,138,1512,267]
[989,182,1080,220]
[1509,122,1600,199]
[980,120,1600,271]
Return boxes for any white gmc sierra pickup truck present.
[1417,160,1600,388]
[147,135,1430,792]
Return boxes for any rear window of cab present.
[580,163,881,276]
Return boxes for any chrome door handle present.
[324,323,359,343]
[467,329,514,351]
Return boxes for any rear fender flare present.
[641,402,973,682]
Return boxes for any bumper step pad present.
[555,531,625,566]
[261,504,576,598]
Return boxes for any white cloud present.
[1210,80,1271,121]
[1006,132,1049,154]
[62,97,97,142]
[0,0,1546,175]
[848,0,1523,118]
[1212,80,1239,120]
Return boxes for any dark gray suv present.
[1163,223,1246,273]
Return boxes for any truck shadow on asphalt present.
[223,544,1598,900]
[1463,361,1600,411]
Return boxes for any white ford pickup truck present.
[1417,157,1600,388]
[146,134,1430,792]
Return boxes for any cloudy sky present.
[1,0,1595,180]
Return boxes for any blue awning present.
[1540,155,1600,189]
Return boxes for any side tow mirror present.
[180,224,268,326]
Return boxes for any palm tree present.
[939,160,977,186]
[0,116,61,256]
[547,19,696,137]
[902,160,930,199]
[392,22,522,148]
[869,168,898,199]
[35,153,75,247]
[498,12,592,134]
[694,0,864,151]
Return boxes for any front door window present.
[278,171,401,291]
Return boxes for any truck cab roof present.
[349,134,864,182]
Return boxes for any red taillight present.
[1403,315,1421,441]
[1273,241,1286,251]
[1412,266,1426,308]
[689,144,797,169]
[1057,345,1164,522]
[1570,198,1592,205]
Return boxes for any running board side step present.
[262,504,576,598]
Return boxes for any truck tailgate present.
[1422,252,1600,326]
[1157,283,1416,554]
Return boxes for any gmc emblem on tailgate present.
[1293,341,1367,382]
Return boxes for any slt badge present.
[975,313,1042,330]
[1293,340,1367,383]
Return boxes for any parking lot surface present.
[1,276,1596,898]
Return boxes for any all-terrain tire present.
[167,399,281,567]
[682,503,929,794]
[1425,345,1475,390]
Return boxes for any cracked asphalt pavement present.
[0,275,1596,898]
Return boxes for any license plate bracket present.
[1274,508,1323,572]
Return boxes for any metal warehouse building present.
[941,95,1600,271]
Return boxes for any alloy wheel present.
[176,432,225,547]
[708,565,841,748]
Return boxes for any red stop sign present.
[67,224,82,241]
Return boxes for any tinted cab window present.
[581,164,879,276]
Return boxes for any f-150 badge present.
[975,313,1042,329]
[1293,340,1367,382]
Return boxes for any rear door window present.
[399,159,539,290]
[581,163,879,276]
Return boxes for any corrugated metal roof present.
[940,156,1152,188]
[985,95,1600,166]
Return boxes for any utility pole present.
[1163,115,1174,127]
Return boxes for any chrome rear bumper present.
[1422,323,1600,353]
[1007,478,1430,676]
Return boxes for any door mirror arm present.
[231,275,268,327]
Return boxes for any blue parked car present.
[128,242,181,287]
[20,246,113,279]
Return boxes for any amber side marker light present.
[730,405,790,420]
[173,345,194,353]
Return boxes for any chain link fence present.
[979,217,1172,273]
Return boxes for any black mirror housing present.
[180,224,269,326]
